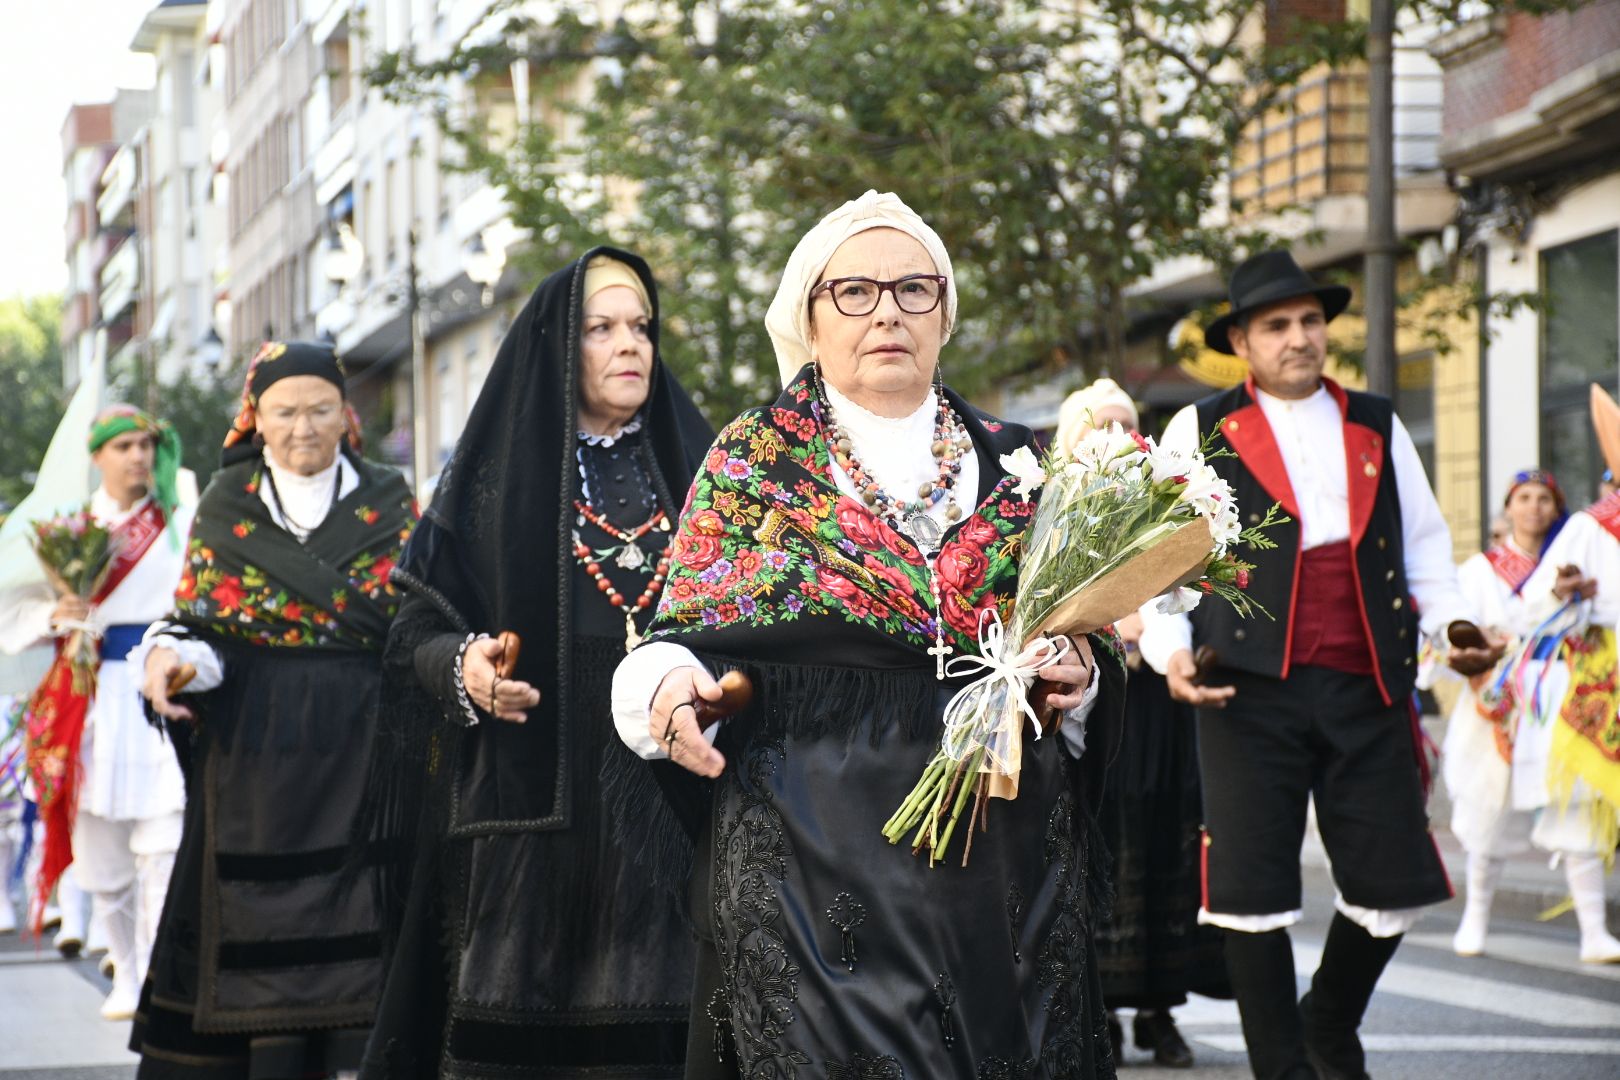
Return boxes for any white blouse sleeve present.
[611,640,723,760]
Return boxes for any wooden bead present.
[586,562,601,575]
[636,596,652,608]
[597,578,613,592]
[946,504,963,521]
[918,482,933,498]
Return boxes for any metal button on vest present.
[1248,512,1261,524]
[1385,569,1395,581]
[1227,419,1240,432]
[1392,597,1403,609]
[1398,627,1408,639]
[1404,656,1413,666]
[1377,537,1387,549]
[1364,462,1377,477]
[1234,628,1247,641]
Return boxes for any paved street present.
[2,861,1617,1079]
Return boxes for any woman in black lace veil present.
[358,247,714,1078]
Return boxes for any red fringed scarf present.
[24,500,165,930]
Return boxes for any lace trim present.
[576,417,644,447]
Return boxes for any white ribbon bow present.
[939,608,1069,771]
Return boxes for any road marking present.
[1405,930,1620,982]
[1293,942,1620,1029]
[1196,1034,1620,1055]
[0,965,136,1069]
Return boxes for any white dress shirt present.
[611,390,1098,761]
[1138,383,1470,674]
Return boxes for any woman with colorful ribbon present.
[1443,469,1583,958]
[609,191,1124,1078]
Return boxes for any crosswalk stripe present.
[0,966,136,1069]
[1405,930,1620,982]
[1293,942,1620,1029]
[1196,1034,1620,1055]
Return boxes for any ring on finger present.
[665,700,697,751]
[490,676,503,712]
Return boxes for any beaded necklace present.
[818,377,971,553]
[571,504,672,651]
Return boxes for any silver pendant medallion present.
[906,511,943,550]
[615,542,647,571]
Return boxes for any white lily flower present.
[1156,585,1205,615]
[1000,446,1047,497]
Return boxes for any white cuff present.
[611,641,720,760]
[1199,907,1303,932]
[1059,656,1101,757]
[0,595,57,655]
[131,625,225,694]
[1333,894,1428,938]
[1136,601,1193,676]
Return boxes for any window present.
[1394,351,1436,480]
[1540,230,1620,504]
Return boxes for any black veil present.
[360,245,712,928]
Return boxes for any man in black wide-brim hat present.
[1136,251,1501,1080]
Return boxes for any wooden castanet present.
[494,631,522,679]
[694,669,754,724]
[1192,644,1221,685]
[1447,620,1488,651]
[165,663,198,697]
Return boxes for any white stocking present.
[1565,853,1620,963]
[134,849,175,981]
[1453,853,1502,956]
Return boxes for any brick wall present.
[1267,0,1348,47]
[1440,1,1620,136]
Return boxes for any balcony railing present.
[1231,64,1370,217]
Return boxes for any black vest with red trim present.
[1187,378,1420,704]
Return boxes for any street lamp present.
[464,232,507,307]
[323,223,365,286]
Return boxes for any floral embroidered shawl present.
[645,368,1040,670]
[170,452,417,651]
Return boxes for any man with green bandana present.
[0,404,193,1021]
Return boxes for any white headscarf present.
[1055,378,1139,457]
[765,190,957,386]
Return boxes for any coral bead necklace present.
[571,502,672,650]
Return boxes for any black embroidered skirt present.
[690,687,1115,1080]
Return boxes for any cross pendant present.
[928,635,954,680]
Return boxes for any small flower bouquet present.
[31,507,114,693]
[883,424,1285,866]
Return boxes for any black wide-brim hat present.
[1204,250,1352,355]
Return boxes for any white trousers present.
[72,810,182,986]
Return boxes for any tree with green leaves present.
[0,296,66,512]
[372,0,1558,423]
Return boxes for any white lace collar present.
[577,417,644,448]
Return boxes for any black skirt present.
[132,648,386,1079]
[363,635,690,1080]
[1093,667,1230,1010]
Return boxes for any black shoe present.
[1304,1039,1368,1080]
[1134,1011,1194,1068]
[1108,1014,1124,1065]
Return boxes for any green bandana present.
[88,405,183,523]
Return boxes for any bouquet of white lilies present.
[883,422,1285,866]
